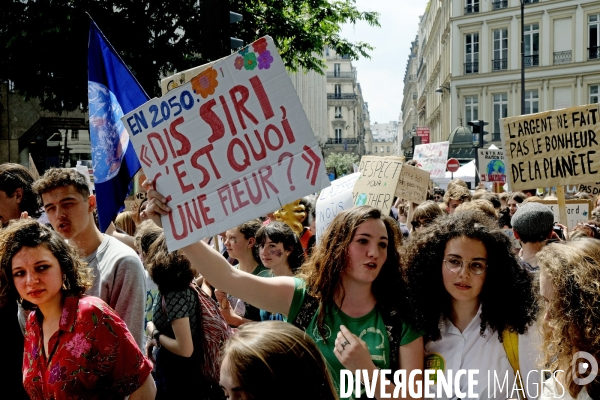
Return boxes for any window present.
[374,146,378,153]
[335,128,342,143]
[590,85,599,104]
[589,14,600,59]
[465,0,479,14]
[334,63,341,77]
[493,93,508,141]
[465,96,479,123]
[381,146,384,153]
[492,0,507,10]
[524,23,539,67]
[387,146,390,153]
[335,106,342,118]
[524,90,539,115]
[325,47,330,56]
[492,29,508,71]
[465,33,479,74]
[71,130,79,140]
[334,84,342,97]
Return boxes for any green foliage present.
[325,152,359,176]
[0,0,379,113]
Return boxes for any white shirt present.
[425,308,542,399]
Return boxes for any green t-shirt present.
[287,278,421,399]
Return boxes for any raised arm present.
[144,182,296,316]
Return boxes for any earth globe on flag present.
[487,159,505,178]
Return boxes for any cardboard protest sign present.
[122,36,330,250]
[413,142,449,179]
[478,149,506,182]
[578,181,600,196]
[395,164,430,204]
[537,199,592,229]
[353,156,403,214]
[501,104,600,191]
[315,172,360,241]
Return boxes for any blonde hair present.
[115,211,136,236]
[443,184,472,204]
[455,199,497,219]
[412,200,443,222]
[221,321,337,400]
[537,239,600,399]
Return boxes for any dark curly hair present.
[0,163,42,219]
[403,210,538,342]
[0,219,93,308]
[255,222,304,274]
[32,167,90,198]
[298,206,408,342]
[145,232,196,294]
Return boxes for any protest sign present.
[315,172,360,241]
[395,164,430,204]
[578,181,600,196]
[413,141,449,179]
[122,36,330,251]
[501,104,600,191]
[416,126,430,144]
[353,156,403,214]
[537,199,592,230]
[478,149,506,182]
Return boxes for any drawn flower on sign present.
[244,52,257,70]
[252,38,268,54]
[238,47,249,56]
[257,50,274,70]
[234,56,244,70]
[191,67,219,99]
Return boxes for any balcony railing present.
[326,72,354,79]
[492,1,507,10]
[553,50,572,64]
[589,46,600,60]
[464,62,479,74]
[523,0,538,4]
[327,93,357,99]
[524,54,539,67]
[492,58,507,71]
[326,138,358,144]
[335,114,343,119]
[464,4,479,14]
[492,132,501,142]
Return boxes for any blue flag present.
[88,21,149,232]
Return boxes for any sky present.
[340,0,430,125]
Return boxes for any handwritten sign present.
[122,36,330,251]
[413,142,449,179]
[315,173,360,241]
[478,149,506,182]
[395,164,430,204]
[578,181,600,196]
[501,104,600,191]
[353,156,403,214]
[537,200,592,229]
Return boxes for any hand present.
[141,179,170,228]
[214,289,228,307]
[333,325,376,371]
[130,202,142,225]
[145,338,157,364]
[146,321,156,337]
[19,211,30,219]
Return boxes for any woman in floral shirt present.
[0,219,156,400]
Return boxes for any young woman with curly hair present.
[144,182,423,400]
[0,219,155,400]
[404,210,540,399]
[537,238,600,400]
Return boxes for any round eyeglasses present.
[444,257,487,275]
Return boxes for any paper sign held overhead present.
[578,181,600,196]
[122,36,330,251]
[315,172,360,241]
[478,149,506,183]
[501,104,600,191]
[395,164,430,205]
[413,142,449,179]
[537,199,592,230]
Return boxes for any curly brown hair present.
[0,163,42,219]
[0,219,93,307]
[32,167,90,198]
[145,232,196,294]
[297,206,407,341]
[537,238,600,399]
[403,210,538,342]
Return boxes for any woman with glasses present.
[404,210,540,399]
[410,201,443,234]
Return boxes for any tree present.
[325,152,359,177]
[0,0,379,113]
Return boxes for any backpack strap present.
[379,305,401,373]
[291,291,320,332]
[502,329,527,400]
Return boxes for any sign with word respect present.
[537,200,592,230]
[353,156,403,214]
[578,181,600,196]
[315,172,360,241]
[122,36,330,251]
[395,164,430,204]
[413,142,449,179]
[501,104,600,191]
[478,149,506,182]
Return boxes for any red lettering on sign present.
[244,172,262,205]
[231,179,250,209]
[148,132,168,165]
[200,99,225,143]
[227,138,251,172]
[173,159,194,194]
[249,76,274,120]
[264,124,284,151]
[169,205,188,240]
[162,128,177,159]
[191,144,221,188]
[244,130,266,161]
[258,165,279,199]
[197,194,214,225]
[217,185,234,216]
[280,106,296,144]
[219,95,237,136]
[230,85,259,129]
[169,117,191,156]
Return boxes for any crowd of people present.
[0,161,599,400]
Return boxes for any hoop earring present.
[62,274,70,291]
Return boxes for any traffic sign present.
[446,158,460,173]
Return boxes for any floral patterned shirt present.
[23,295,153,400]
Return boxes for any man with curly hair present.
[443,184,472,214]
